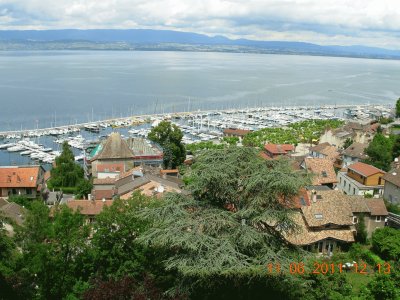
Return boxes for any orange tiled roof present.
[264,144,295,155]
[348,162,385,177]
[66,200,113,215]
[223,128,252,136]
[93,189,114,200]
[303,158,337,185]
[0,166,40,188]
[365,199,388,216]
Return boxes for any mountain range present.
[0,29,399,59]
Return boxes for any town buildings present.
[337,162,385,197]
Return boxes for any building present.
[300,157,337,188]
[223,128,252,141]
[283,191,355,254]
[0,198,27,236]
[382,170,400,205]
[337,162,385,197]
[0,166,45,198]
[347,196,388,238]
[126,138,163,167]
[341,142,368,167]
[283,190,388,253]
[66,199,113,224]
[96,163,124,179]
[309,142,339,162]
[90,132,135,177]
[263,144,295,159]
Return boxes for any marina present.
[0,103,392,167]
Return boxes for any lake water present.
[0,51,399,131]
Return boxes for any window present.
[344,180,347,187]
[375,216,382,222]
[353,216,358,224]
[353,188,356,194]
[26,188,32,195]
[315,214,323,219]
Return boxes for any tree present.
[396,98,400,118]
[363,133,393,171]
[392,135,400,160]
[137,147,310,297]
[364,274,399,300]
[222,136,239,146]
[75,180,93,199]
[355,214,368,244]
[342,138,353,150]
[371,227,400,261]
[48,142,84,188]
[148,121,186,169]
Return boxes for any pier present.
[0,103,387,138]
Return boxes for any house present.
[263,144,295,159]
[341,142,368,167]
[223,128,252,141]
[309,142,339,162]
[66,199,113,224]
[346,196,388,238]
[126,138,163,167]
[283,190,388,253]
[90,132,135,177]
[283,191,355,254]
[0,198,27,236]
[320,121,378,148]
[337,162,385,197]
[96,163,124,179]
[300,157,337,188]
[0,166,45,198]
[382,170,400,205]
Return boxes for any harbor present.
[0,103,393,166]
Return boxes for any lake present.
[0,51,399,131]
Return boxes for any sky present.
[1,0,400,49]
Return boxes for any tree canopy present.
[48,142,85,188]
[137,147,310,295]
[396,98,400,118]
[148,120,186,169]
[363,133,393,171]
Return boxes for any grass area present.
[346,271,374,294]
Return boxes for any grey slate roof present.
[95,132,134,160]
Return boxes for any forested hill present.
[0,29,400,59]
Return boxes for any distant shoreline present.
[1,41,399,61]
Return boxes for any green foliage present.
[343,138,353,150]
[396,98,400,118]
[371,227,400,261]
[75,179,93,199]
[363,274,400,300]
[384,200,400,214]
[363,133,393,171]
[137,147,310,296]
[48,142,85,188]
[243,119,344,148]
[185,141,224,153]
[148,120,186,169]
[8,196,34,210]
[378,117,394,125]
[392,135,400,160]
[349,243,384,266]
[222,136,239,146]
[355,215,368,244]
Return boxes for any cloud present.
[0,0,400,48]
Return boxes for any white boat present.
[7,145,25,152]
[0,143,16,149]
[20,150,33,155]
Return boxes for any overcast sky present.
[1,0,400,49]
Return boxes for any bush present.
[372,227,400,261]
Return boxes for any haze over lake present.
[0,50,399,131]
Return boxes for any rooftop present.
[93,132,134,160]
[343,142,368,159]
[348,162,385,177]
[0,166,41,188]
[302,157,337,185]
[264,144,295,155]
[383,170,400,187]
[66,199,113,215]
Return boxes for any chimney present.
[311,189,317,203]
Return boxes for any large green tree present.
[371,227,400,261]
[137,147,310,297]
[148,120,186,169]
[396,98,400,118]
[363,133,393,171]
